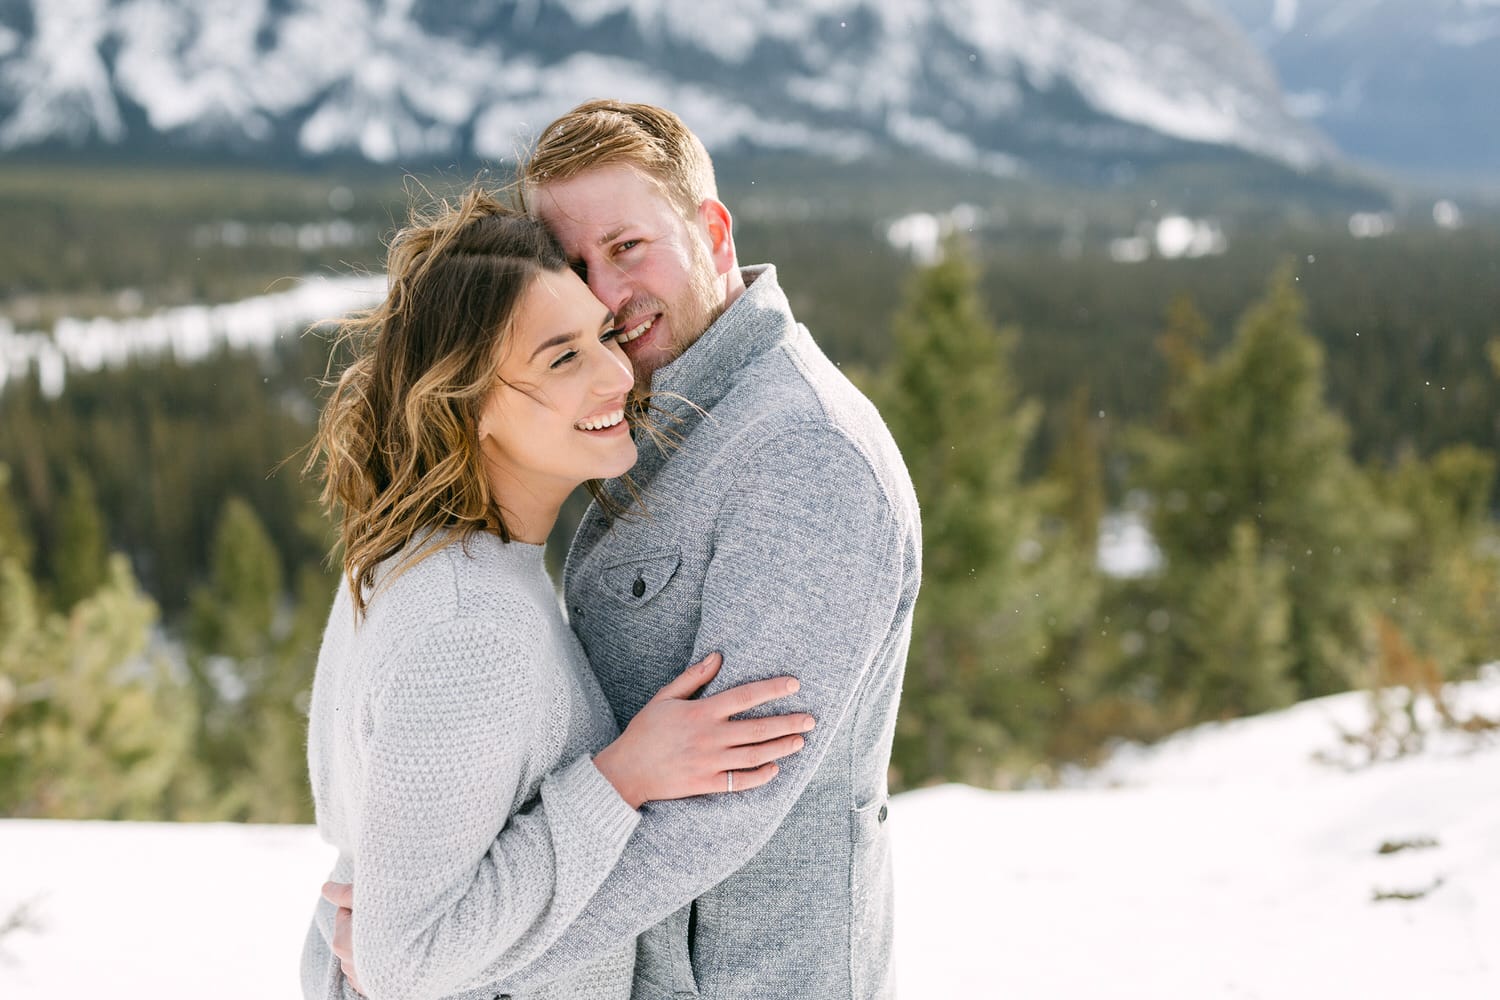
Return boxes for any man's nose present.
[587,261,631,313]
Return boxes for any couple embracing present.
[301,99,921,1000]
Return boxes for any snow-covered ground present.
[2,668,1496,999]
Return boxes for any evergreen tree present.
[0,464,30,574]
[874,241,1096,788]
[236,563,330,823]
[186,495,318,822]
[52,464,109,609]
[1373,445,1500,681]
[1133,266,1391,710]
[1048,385,1105,555]
[1176,521,1296,718]
[1155,293,1210,401]
[0,554,202,819]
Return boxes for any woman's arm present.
[329,647,813,999]
[345,621,811,1000]
[349,619,639,1000]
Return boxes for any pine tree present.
[1133,265,1391,709]
[874,240,1095,787]
[51,464,108,609]
[1155,293,1210,404]
[1048,385,1105,555]
[1176,521,1296,718]
[186,495,317,821]
[1373,445,1500,681]
[0,554,202,819]
[0,464,31,574]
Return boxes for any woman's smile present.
[575,407,628,433]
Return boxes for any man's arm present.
[499,424,905,990]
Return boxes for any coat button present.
[573,606,585,620]
[632,576,646,598]
[877,804,888,823]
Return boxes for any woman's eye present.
[601,327,624,343]
[548,350,578,370]
[614,239,639,255]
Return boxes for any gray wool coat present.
[488,264,922,1000]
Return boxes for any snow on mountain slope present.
[0,0,1331,175]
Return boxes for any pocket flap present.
[601,548,681,608]
[850,794,891,844]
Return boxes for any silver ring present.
[726,771,734,793]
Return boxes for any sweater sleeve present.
[495,425,904,989]
[350,619,640,1000]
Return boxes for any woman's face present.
[478,268,636,515]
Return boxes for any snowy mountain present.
[1219,0,1500,178]
[2,667,1497,998]
[0,0,1333,179]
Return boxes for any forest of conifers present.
[1,165,1496,820]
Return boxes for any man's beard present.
[627,241,728,390]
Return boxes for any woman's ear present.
[697,198,737,277]
[476,387,503,450]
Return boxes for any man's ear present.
[697,198,737,277]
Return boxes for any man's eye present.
[549,350,578,370]
[614,240,639,255]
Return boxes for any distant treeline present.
[742,218,1500,472]
[4,163,1496,467]
[1,167,1498,818]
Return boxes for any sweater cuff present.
[542,754,641,851]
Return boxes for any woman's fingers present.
[704,675,800,717]
[647,651,723,703]
[719,762,780,794]
[725,732,806,772]
[722,712,816,748]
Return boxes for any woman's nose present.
[595,339,634,393]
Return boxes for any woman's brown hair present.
[307,186,570,618]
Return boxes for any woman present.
[299,188,811,1000]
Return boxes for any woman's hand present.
[592,653,815,808]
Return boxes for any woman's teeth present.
[576,409,626,431]
[618,317,655,343]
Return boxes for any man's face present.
[534,164,726,388]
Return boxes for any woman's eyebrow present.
[527,313,617,361]
[529,332,577,361]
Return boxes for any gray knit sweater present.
[300,534,640,1000]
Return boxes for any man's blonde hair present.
[521,99,718,221]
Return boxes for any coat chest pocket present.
[600,548,681,608]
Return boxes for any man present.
[327,99,921,999]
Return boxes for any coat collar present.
[626,264,797,486]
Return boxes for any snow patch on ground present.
[1,670,1496,998]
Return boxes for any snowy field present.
[2,668,1496,999]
